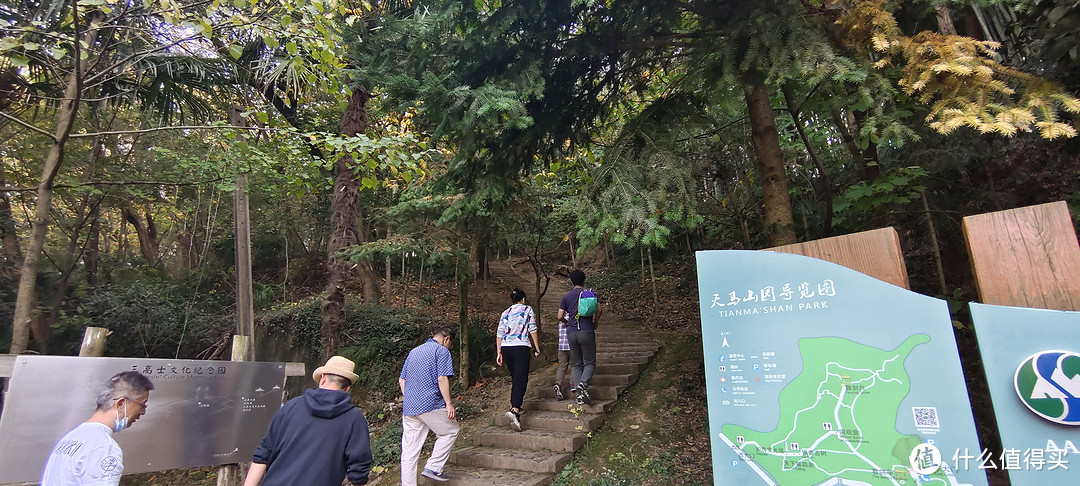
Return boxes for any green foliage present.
[368,416,403,468]
[833,166,928,228]
[261,298,448,397]
[462,314,496,383]
[70,272,232,358]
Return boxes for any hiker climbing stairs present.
[419,258,660,485]
[431,327,659,485]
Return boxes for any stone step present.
[593,356,651,368]
[536,373,636,387]
[590,333,655,344]
[596,345,652,352]
[596,343,660,352]
[522,397,615,414]
[417,463,553,486]
[449,446,573,474]
[494,410,606,433]
[595,351,654,360]
[594,361,648,374]
[473,426,586,453]
[531,383,625,401]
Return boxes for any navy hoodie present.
[252,388,372,486]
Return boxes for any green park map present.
[720,335,958,485]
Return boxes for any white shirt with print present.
[41,422,124,486]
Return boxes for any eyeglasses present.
[115,397,148,410]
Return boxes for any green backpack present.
[576,288,598,318]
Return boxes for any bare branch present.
[0,110,58,140]
[1,177,230,193]
[67,124,270,138]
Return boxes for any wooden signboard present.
[962,201,1080,311]
[768,227,910,290]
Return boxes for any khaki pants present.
[401,408,459,486]
[555,350,571,390]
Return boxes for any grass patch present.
[551,326,712,486]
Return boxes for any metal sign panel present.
[697,250,988,485]
[0,356,286,484]
[970,303,1080,484]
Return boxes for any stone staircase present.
[428,327,659,485]
[415,261,660,485]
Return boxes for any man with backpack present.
[557,269,602,405]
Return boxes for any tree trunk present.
[922,191,948,296]
[935,5,958,35]
[10,13,99,354]
[86,198,100,290]
[0,180,22,283]
[782,82,833,237]
[568,234,576,268]
[527,236,551,336]
[39,194,97,352]
[121,205,160,265]
[639,245,646,285]
[355,206,380,303]
[475,230,488,285]
[457,257,470,386]
[851,110,881,182]
[742,78,797,247]
[384,254,391,305]
[322,87,370,359]
[829,108,867,175]
[647,246,657,309]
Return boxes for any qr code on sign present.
[913,407,939,428]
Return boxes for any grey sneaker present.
[553,384,565,401]
[506,410,522,431]
[577,382,592,405]
[421,468,449,482]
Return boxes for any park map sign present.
[697,251,988,486]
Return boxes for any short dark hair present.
[510,288,527,303]
[569,270,586,286]
[323,373,352,388]
[96,371,154,411]
[432,326,455,340]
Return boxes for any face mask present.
[113,402,128,432]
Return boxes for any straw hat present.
[312,356,359,384]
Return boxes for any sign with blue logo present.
[970,303,1080,484]
[697,251,987,485]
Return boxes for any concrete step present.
[494,410,606,433]
[450,446,572,474]
[522,397,615,414]
[417,463,552,486]
[536,373,636,387]
[531,383,625,401]
[473,426,586,453]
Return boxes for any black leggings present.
[503,346,532,409]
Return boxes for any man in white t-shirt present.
[41,371,154,486]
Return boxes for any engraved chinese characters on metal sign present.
[0,356,286,484]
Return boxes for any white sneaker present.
[506,410,522,431]
[421,468,449,482]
